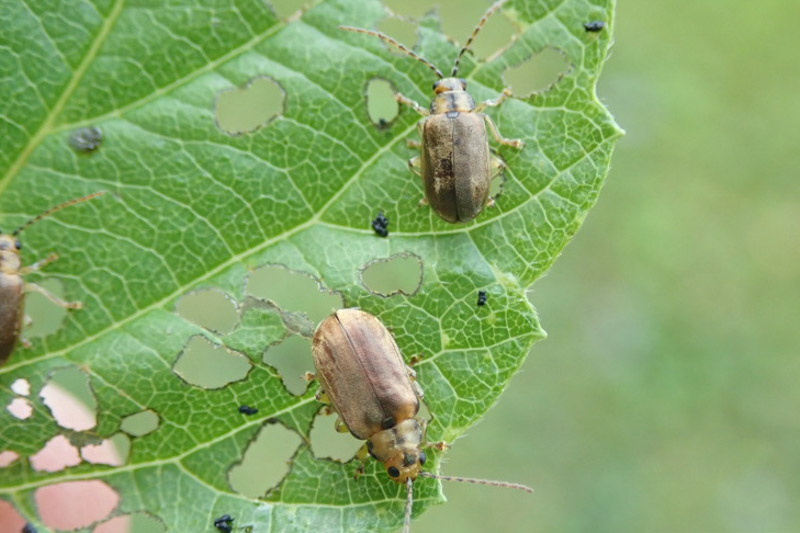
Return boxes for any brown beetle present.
[0,192,105,365]
[312,309,531,532]
[341,0,523,223]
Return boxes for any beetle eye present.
[432,81,439,91]
[14,239,21,250]
[387,466,400,478]
[460,78,467,89]
[418,452,427,466]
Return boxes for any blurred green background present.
[409,0,800,532]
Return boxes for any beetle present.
[341,0,523,224]
[0,192,106,366]
[312,309,531,532]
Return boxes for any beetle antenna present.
[12,191,107,236]
[340,26,444,79]
[403,477,413,533]
[418,470,533,493]
[451,0,509,76]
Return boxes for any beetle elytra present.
[0,192,106,366]
[341,0,523,223]
[311,309,532,532]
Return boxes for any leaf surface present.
[0,0,621,531]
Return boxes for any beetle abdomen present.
[422,113,491,223]
[0,275,24,365]
[312,309,419,440]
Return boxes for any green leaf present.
[0,0,621,531]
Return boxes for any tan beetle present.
[0,192,106,366]
[312,308,532,532]
[342,0,523,223]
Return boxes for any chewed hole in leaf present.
[24,279,70,339]
[30,435,81,472]
[309,411,363,462]
[246,265,343,324]
[93,513,166,533]
[0,500,26,531]
[268,0,305,20]
[456,6,515,60]
[361,253,423,296]
[176,289,238,334]
[6,398,32,420]
[120,410,160,437]
[40,366,97,431]
[81,433,131,466]
[503,47,571,96]
[0,450,20,467]
[228,421,302,498]
[214,76,285,135]
[35,480,119,530]
[366,78,399,128]
[11,378,30,396]
[263,335,314,396]
[490,160,507,199]
[377,16,417,51]
[172,336,251,389]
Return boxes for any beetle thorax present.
[0,235,21,273]
[368,418,426,484]
[430,77,475,115]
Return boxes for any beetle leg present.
[408,156,422,177]
[413,380,425,400]
[25,282,82,309]
[353,444,370,479]
[427,441,451,451]
[408,354,424,366]
[19,252,59,274]
[418,197,429,207]
[475,87,513,112]
[302,371,316,382]
[483,114,524,149]
[334,416,349,433]
[395,93,429,116]
[20,336,32,349]
[316,388,330,404]
[490,155,507,179]
[406,139,422,149]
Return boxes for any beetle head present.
[0,234,22,272]
[384,450,427,484]
[433,77,467,94]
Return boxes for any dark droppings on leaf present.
[371,211,389,237]
[214,514,234,532]
[68,126,102,152]
[238,405,259,415]
[477,290,488,306]
[584,20,605,32]
[23,524,38,533]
